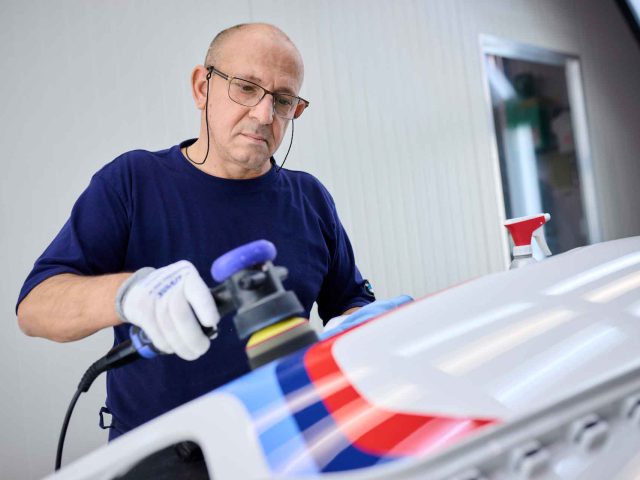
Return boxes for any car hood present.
[218,236,640,475]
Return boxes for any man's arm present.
[17,273,130,343]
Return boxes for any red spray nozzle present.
[504,214,550,247]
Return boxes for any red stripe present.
[304,334,497,457]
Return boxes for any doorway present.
[482,36,600,256]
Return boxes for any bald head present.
[205,23,304,82]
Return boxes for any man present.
[16,24,375,439]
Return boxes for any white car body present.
[47,236,640,480]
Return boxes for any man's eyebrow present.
[238,73,297,95]
[241,73,263,83]
[275,86,297,95]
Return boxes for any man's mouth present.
[241,133,268,144]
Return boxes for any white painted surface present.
[2,0,640,478]
[48,237,640,480]
[334,237,640,418]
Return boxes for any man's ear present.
[190,65,209,111]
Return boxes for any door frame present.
[479,35,601,261]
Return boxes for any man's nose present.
[250,94,274,124]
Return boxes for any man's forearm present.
[17,272,131,342]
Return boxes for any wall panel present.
[2,0,640,476]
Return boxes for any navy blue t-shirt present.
[17,140,374,436]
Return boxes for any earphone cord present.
[276,119,294,173]
[185,68,213,166]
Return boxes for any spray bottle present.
[504,213,552,269]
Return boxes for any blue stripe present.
[276,349,389,472]
[218,360,317,474]
[220,347,398,475]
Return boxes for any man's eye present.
[276,96,294,106]
[240,84,258,94]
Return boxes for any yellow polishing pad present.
[246,317,308,349]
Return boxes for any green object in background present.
[505,97,552,151]
[505,72,552,151]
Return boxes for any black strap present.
[99,406,114,430]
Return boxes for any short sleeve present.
[315,196,375,322]
[16,173,130,311]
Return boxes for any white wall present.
[2,0,639,478]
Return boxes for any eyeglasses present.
[207,66,310,120]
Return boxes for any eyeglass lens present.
[228,78,300,119]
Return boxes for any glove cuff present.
[115,267,156,322]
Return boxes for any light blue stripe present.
[218,362,318,474]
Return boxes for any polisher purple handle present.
[211,239,277,282]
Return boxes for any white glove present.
[117,260,220,361]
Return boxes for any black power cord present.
[55,388,82,471]
[55,341,141,471]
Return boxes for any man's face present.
[206,30,304,173]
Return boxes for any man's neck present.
[181,139,271,180]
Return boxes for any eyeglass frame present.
[206,65,310,119]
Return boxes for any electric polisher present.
[55,239,318,471]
